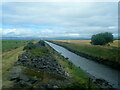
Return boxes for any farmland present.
[2,40,119,89]
[2,40,34,52]
[49,40,120,69]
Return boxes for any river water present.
[45,41,119,88]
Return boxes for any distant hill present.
[2,37,39,40]
[1,36,119,40]
[2,37,90,40]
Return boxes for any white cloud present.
[108,26,117,29]
[3,0,119,2]
[1,2,118,38]
[2,28,35,37]
[2,28,16,34]
[64,33,80,37]
[41,29,54,33]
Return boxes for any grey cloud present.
[2,2,118,38]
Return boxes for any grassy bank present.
[49,40,120,69]
[2,46,25,88]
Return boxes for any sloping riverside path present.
[45,41,120,88]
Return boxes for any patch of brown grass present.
[110,40,120,47]
[53,40,119,47]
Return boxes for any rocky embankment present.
[16,52,67,77]
[8,41,72,88]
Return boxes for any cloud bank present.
[1,2,118,38]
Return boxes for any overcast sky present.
[1,2,118,38]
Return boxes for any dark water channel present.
[45,41,120,88]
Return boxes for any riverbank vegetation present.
[2,40,100,89]
[49,40,120,69]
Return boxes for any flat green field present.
[50,40,120,66]
[2,40,34,52]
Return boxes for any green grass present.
[28,47,49,56]
[2,46,25,88]
[2,40,36,88]
[2,40,34,52]
[24,41,50,56]
[56,54,98,88]
[50,40,120,65]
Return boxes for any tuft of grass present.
[28,48,49,56]
[25,41,50,56]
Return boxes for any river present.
[45,41,119,88]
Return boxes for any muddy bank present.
[48,41,120,70]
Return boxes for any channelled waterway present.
[45,41,119,88]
